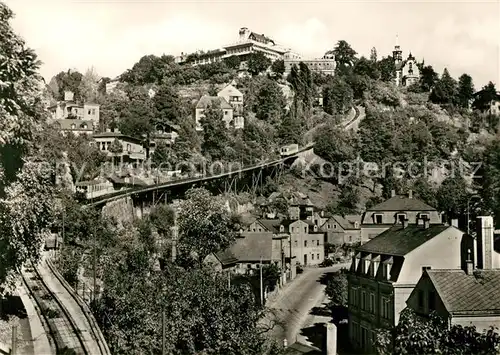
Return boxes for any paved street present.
[265,263,350,346]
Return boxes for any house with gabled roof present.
[360,190,442,242]
[406,216,500,332]
[195,95,234,131]
[217,82,244,128]
[321,214,361,245]
[347,215,466,353]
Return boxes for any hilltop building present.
[176,27,292,66]
[283,51,336,76]
[48,90,100,135]
[393,36,420,87]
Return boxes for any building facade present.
[283,52,336,76]
[348,220,465,353]
[92,131,146,162]
[321,215,361,245]
[360,191,442,242]
[217,83,244,128]
[406,216,500,332]
[195,95,234,131]
[393,38,420,87]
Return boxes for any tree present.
[325,271,347,306]
[200,104,231,161]
[253,78,287,123]
[327,186,360,216]
[473,81,498,112]
[108,138,123,166]
[152,140,175,167]
[456,73,475,109]
[270,59,285,78]
[314,126,357,163]
[353,56,379,80]
[430,68,457,105]
[374,308,500,355]
[329,40,357,68]
[323,77,354,115]
[436,175,469,221]
[79,66,100,102]
[153,84,182,126]
[0,2,55,291]
[118,87,155,139]
[419,65,439,92]
[53,69,84,101]
[278,112,303,145]
[177,188,239,266]
[247,52,272,76]
[224,55,241,70]
[377,56,396,82]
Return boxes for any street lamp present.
[467,195,481,235]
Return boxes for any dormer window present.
[280,225,284,233]
[313,225,318,232]
[354,222,359,229]
[374,214,383,224]
[419,213,430,221]
[396,213,407,224]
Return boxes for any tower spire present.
[395,34,399,46]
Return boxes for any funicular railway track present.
[21,257,110,355]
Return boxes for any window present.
[70,124,76,129]
[396,213,406,224]
[333,224,337,229]
[374,214,383,224]
[381,297,391,319]
[126,144,131,152]
[418,290,424,309]
[317,240,320,246]
[294,240,298,247]
[349,236,353,242]
[304,227,307,233]
[327,224,331,229]
[361,291,366,310]
[304,240,308,247]
[313,225,318,232]
[312,254,315,260]
[224,110,228,115]
[317,253,320,259]
[420,213,430,220]
[280,225,284,232]
[370,293,375,313]
[354,222,359,229]
[428,291,436,311]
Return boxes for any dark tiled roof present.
[196,95,232,110]
[257,219,281,233]
[54,119,94,131]
[329,215,361,230]
[249,32,276,45]
[214,249,238,266]
[231,233,273,262]
[357,224,450,256]
[427,269,500,315]
[368,195,436,212]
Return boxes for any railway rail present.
[21,257,110,355]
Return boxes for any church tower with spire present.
[392,35,420,87]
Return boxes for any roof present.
[256,219,281,233]
[249,32,275,45]
[426,269,500,315]
[75,179,109,186]
[357,224,450,256]
[92,132,142,143]
[214,249,239,266]
[230,233,273,262]
[196,95,232,110]
[54,119,94,131]
[328,215,361,230]
[217,84,243,98]
[368,195,436,212]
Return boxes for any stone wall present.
[102,196,135,227]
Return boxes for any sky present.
[5,0,500,88]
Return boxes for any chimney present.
[391,189,396,197]
[408,190,413,199]
[476,216,494,269]
[326,323,337,355]
[465,249,474,275]
[402,218,409,229]
[64,91,74,102]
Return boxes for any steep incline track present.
[22,257,111,355]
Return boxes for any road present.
[265,263,350,346]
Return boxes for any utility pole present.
[93,231,97,303]
[228,270,231,288]
[260,256,263,306]
[162,309,166,355]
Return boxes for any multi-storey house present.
[348,216,466,353]
[360,190,442,242]
[217,83,244,128]
[406,216,500,332]
[48,91,100,134]
[92,130,146,164]
[321,214,361,245]
[392,37,420,87]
